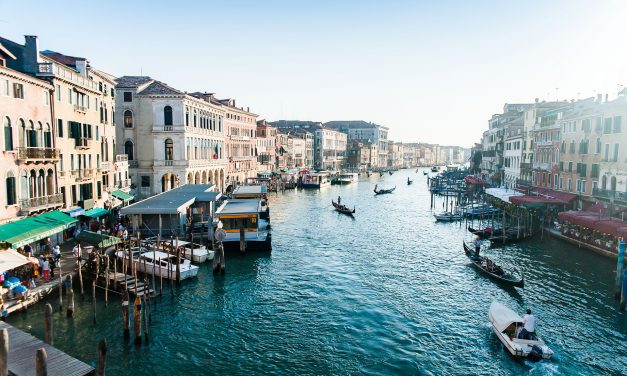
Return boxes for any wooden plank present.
[0,322,93,376]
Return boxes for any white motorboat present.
[434,211,463,221]
[488,302,554,361]
[144,238,214,264]
[115,247,199,280]
[331,173,358,185]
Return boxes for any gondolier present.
[474,237,481,257]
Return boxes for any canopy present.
[0,211,77,249]
[64,207,85,218]
[0,250,30,274]
[112,190,133,202]
[82,208,109,218]
[489,301,523,332]
[509,195,569,206]
[526,187,577,203]
[76,231,120,248]
[257,171,272,176]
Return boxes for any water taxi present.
[115,247,200,280]
[331,173,358,185]
[489,302,554,361]
[300,171,331,188]
[214,199,271,251]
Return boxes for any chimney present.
[605,94,608,103]
[247,106,249,112]
[597,94,603,103]
[23,35,41,74]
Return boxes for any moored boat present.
[331,173,358,185]
[214,199,271,251]
[489,301,554,361]
[462,242,524,288]
[434,211,462,221]
[115,247,200,280]
[468,226,503,239]
[407,178,413,185]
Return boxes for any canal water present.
[8,170,627,375]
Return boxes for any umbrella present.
[12,285,27,294]
[7,277,20,284]
[2,280,15,287]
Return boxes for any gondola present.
[462,241,524,288]
[388,171,393,176]
[373,184,395,195]
[407,178,413,185]
[468,226,503,239]
[331,200,355,216]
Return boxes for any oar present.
[445,252,465,262]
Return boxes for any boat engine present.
[528,345,543,362]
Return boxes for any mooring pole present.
[616,240,625,299]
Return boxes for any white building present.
[314,128,347,170]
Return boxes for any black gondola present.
[373,184,396,195]
[332,200,355,216]
[462,241,524,288]
[407,178,413,185]
[388,171,393,175]
[468,226,503,239]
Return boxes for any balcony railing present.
[520,162,532,171]
[78,168,94,180]
[19,193,63,210]
[115,179,131,189]
[17,147,59,161]
[163,125,173,131]
[116,154,128,162]
[75,137,91,149]
[74,104,87,113]
[165,160,173,166]
[592,188,627,202]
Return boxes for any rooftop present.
[41,50,86,69]
[216,199,261,215]
[121,184,218,215]
[233,185,268,196]
[116,75,153,88]
[138,80,183,96]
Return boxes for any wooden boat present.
[374,184,395,195]
[468,226,503,239]
[115,247,200,280]
[331,173,358,185]
[388,171,393,176]
[462,242,524,288]
[489,301,554,361]
[434,211,462,221]
[423,171,428,175]
[332,200,355,216]
[407,178,413,185]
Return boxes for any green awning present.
[0,211,77,249]
[76,231,120,248]
[112,190,133,202]
[82,208,110,218]
[257,171,272,176]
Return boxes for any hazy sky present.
[2,0,627,147]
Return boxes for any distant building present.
[314,128,347,170]
[256,119,276,172]
[323,120,389,168]
[220,99,258,185]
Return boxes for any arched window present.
[124,140,134,160]
[44,123,51,148]
[124,110,133,128]
[185,107,189,127]
[3,116,12,151]
[165,139,173,161]
[5,172,16,206]
[611,176,617,192]
[27,121,37,147]
[164,106,173,126]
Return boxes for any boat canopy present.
[489,301,523,332]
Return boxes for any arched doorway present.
[601,175,607,190]
[610,176,617,192]
[201,171,207,184]
[194,172,200,184]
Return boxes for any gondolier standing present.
[474,237,481,257]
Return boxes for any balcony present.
[17,147,60,161]
[516,178,533,187]
[520,162,533,171]
[163,125,173,131]
[74,104,87,113]
[116,179,131,189]
[593,188,627,203]
[100,162,111,172]
[229,156,253,161]
[78,168,94,181]
[116,154,128,162]
[19,193,64,212]
[229,135,251,141]
[75,137,91,149]
[534,162,552,171]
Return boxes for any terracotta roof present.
[116,76,153,88]
[41,50,85,69]
[137,80,182,96]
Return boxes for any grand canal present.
[8,170,627,375]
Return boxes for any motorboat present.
[115,247,199,280]
[331,173,358,185]
[214,199,272,251]
[144,238,214,263]
[488,301,554,361]
[464,203,501,218]
[434,211,462,221]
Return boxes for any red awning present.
[529,187,577,202]
[465,176,486,185]
[570,215,603,228]
[596,220,627,237]
[558,210,627,237]
[558,211,587,222]
[509,196,568,205]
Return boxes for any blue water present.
[8,170,627,375]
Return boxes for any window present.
[164,106,173,126]
[568,161,573,172]
[57,119,63,138]
[165,139,173,160]
[124,110,133,128]
[43,90,49,106]
[5,172,16,205]
[3,117,12,151]
[613,116,622,133]
[68,88,72,104]
[603,118,612,134]
[123,92,132,102]
[591,164,600,179]
[604,144,610,161]
[559,177,563,189]
[1,79,8,96]
[613,143,619,162]
[124,140,134,160]
[596,138,601,153]
[55,84,61,101]
[568,178,573,191]
[13,83,24,99]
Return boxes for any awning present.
[0,250,31,274]
[0,211,77,249]
[257,171,272,176]
[528,187,577,202]
[280,146,289,153]
[65,207,85,217]
[112,190,133,202]
[82,208,109,218]
[76,231,120,248]
[509,195,569,206]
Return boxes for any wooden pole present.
[121,288,130,340]
[152,237,157,298]
[159,258,163,297]
[97,339,107,376]
[240,228,245,254]
[44,304,53,345]
[92,279,97,325]
[133,295,142,345]
[113,257,117,291]
[176,249,181,285]
[66,276,74,318]
[104,256,109,307]
[77,243,84,297]
[169,256,173,298]
[0,329,7,376]
[143,278,149,343]
[35,348,47,376]
[57,257,62,312]
[616,240,625,299]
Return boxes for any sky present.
[2,0,627,147]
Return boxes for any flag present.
[213,144,218,159]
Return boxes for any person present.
[473,237,481,257]
[481,257,487,269]
[72,243,81,261]
[38,256,44,279]
[24,243,32,258]
[122,228,128,241]
[519,309,536,340]
[337,196,341,205]
[42,258,50,281]
[53,245,61,264]
[0,305,6,321]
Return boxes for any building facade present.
[221,99,258,185]
[323,121,388,168]
[256,119,276,172]
[314,128,347,170]
[115,77,226,197]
